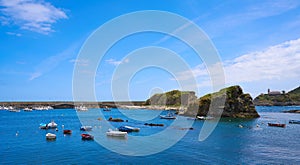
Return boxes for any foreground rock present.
[185,85,260,118]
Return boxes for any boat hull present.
[160,115,176,119]
[81,133,94,140]
[268,123,286,128]
[106,129,127,137]
[46,133,56,140]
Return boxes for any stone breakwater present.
[0,101,145,109]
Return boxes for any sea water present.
[0,106,300,164]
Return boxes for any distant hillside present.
[254,86,300,106]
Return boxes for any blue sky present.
[1,0,300,101]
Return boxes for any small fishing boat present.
[81,133,94,140]
[144,123,164,127]
[103,106,111,111]
[197,116,214,120]
[47,121,58,128]
[46,133,56,140]
[118,126,140,132]
[80,126,93,131]
[289,120,300,124]
[160,111,176,119]
[39,123,48,129]
[9,109,21,112]
[63,130,72,134]
[108,117,124,122]
[268,123,286,128]
[106,129,127,137]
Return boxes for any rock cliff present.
[185,85,260,118]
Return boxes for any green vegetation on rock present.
[145,90,197,106]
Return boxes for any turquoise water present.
[1,106,300,164]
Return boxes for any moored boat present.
[106,129,127,137]
[46,133,56,140]
[63,130,72,134]
[118,126,140,132]
[144,123,164,127]
[160,111,176,119]
[75,105,88,111]
[268,123,286,128]
[9,109,21,112]
[23,107,33,112]
[103,106,111,111]
[81,133,94,140]
[289,120,300,124]
[80,126,92,131]
[197,116,214,120]
[108,117,124,122]
[47,121,58,128]
[39,123,48,129]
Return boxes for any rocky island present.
[145,85,260,118]
[184,85,259,118]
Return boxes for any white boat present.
[46,106,53,110]
[80,126,93,131]
[160,111,176,119]
[33,106,45,110]
[75,105,88,111]
[103,106,111,111]
[47,121,58,128]
[124,126,140,132]
[9,109,21,112]
[197,116,214,120]
[24,107,33,112]
[8,106,20,112]
[46,133,56,140]
[106,129,127,137]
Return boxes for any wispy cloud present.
[106,58,129,66]
[69,59,89,66]
[29,42,81,81]
[0,0,68,34]
[204,1,300,37]
[6,31,22,37]
[174,38,300,86]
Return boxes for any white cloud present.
[225,38,300,84]
[0,0,67,34]
[174,38,300,87]
[106,58,129,66]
